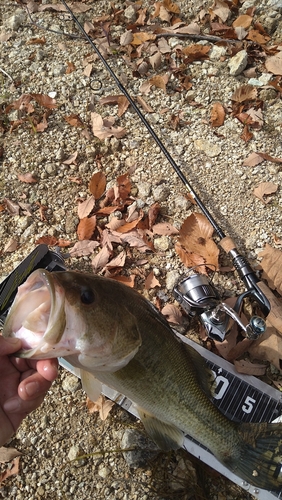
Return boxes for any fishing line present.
[60,0,280,321]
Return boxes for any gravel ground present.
[0,0,282,499]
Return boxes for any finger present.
[18,372,53,401]
[36,359,58,382]
[3,393,46,415]
[0,337,22,355]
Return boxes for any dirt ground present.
[0,0,282,499]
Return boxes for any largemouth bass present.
[3,269,282,490]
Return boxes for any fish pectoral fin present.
[137,407,184,451]
[80,369,102,402]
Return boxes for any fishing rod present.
[61,1,282,341]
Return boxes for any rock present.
[228,50,248,76]
[152,184,170,202]
[259,88,277,100]
[121,429,159,468]
[194,139,221,158]
[137,181,151,199]
[65,214,79,234]
[209,45,227,60]
[154,236,170,252]
[5,9,25,30]
[174,195,191,211]
[98,465,110,478]
[67,445,86,466]
[62,374,81,393]
[124,5,136,23]
[166,270,181,291]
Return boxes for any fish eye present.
[80,288,95,305]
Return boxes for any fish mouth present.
[2,269,67,359]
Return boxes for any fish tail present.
[234,421,282,490]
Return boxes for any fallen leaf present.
[36,113,48,132]
[242,152,265,167]
[4,198,20,215]
[92,246,111,273]
[248,322,282,372]
[145,270,161,289]
[63,152,78,165]
[89,172,107,199]
[86,395,114,420]
[120,30,133,46]
[17,172,38,183]
[77,216,96,240]
[100,95,130,117]
[240,124,253,142]
[105,251,126,269]
[253,182,278,204]
[35,235,58,245]
[152,223,179,236]
[27,37,46,45]
[247,29,270,45]
[136,95,154,112]
[232,14,252,29]
[210,102,225,127]
[177,213,219,271]
[161,304,183,325]
[0,447,22,464]
[77,196,95,219]
[149,74,169,93]
[148,202,160,229]
[3,238,18,253]
[111,230,152,252]
[64,114,85,128]
[30,93,57,109]
[0,457,20,484]
[231,84,257,102]
[111,274,135,287]
[91,112,126,140]
[69,240,100,257]
[66,61,76,74]
[83,63,93,77]
[182,44,210,63]
[211,0,230,22]
[163,0,180,14]
[131,32,156,45]
[265,50,282,75]
[233,359,266,376]
[258,244,282,295]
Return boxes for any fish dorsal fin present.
[182,343,215,398]
[137,407,184,451]
[80,369,102,402]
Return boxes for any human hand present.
[0,336,58,446]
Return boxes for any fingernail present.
[25,381,39,397]
[3,398,20,412]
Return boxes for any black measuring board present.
[207,359,282,424]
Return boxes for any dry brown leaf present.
[3,238,18,253]
[92,246,111,273]
[35,235,58,245]
[83,63,93,77]
[259,244,282,295]
[233,359,266,376]
[136,95,154,112]
[27,37,46,45]
[175,242,206,271]
[4,198,20,215]
[210,102,225,127]
[210,0,230,22]
[36,113,48,132]
[66,61,76,74]
[89,172,106,199]
[91,112,127,140]
[182,44,210,63]
[240,124,253,143]
[253,182,278,204]
[145,270,161,289]
[77,196,95,219]
[149,74,169,93]
[131,32,156,45]
[161,304,183,325]
[248,322,282,372]
[242,152,265,167]
[38,3,91,13]
[0,457,20,484]
[86,395,114,420]
[247,29,270,44]
[0,447,22,464]
[152,223,179,236]
[232,14,252,29]
[69,240,100,257]
[30,93,57,109]
[17,172,38,183]
[111,230,152,251]
[77,216,96,241]
[111,274,135,287]
[120,30,134,46]
[105,251,126,269]
[265,51,282,75]
[64,114,84,128]
[63,152,78,165]
[159,5,171,22]
[231,84,257,102]
[100,95,130,117]
[163,0,180,14]
[177,213,219,271]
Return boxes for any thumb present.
[0,336,22,355]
